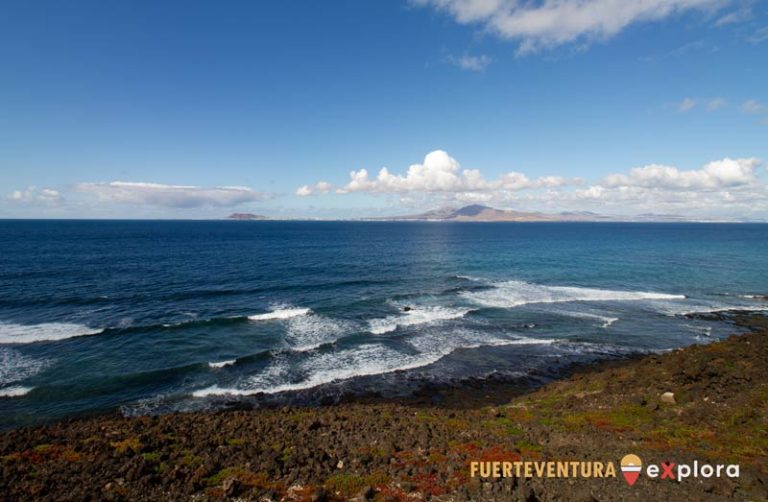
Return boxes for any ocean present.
[1,220,767,429]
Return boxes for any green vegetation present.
[110,437,143,454]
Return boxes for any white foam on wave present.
[192,325,558,398]
[548,309,619,328]
[192,343,442,397]
[460,338,558,350]
[462,280,684,309]
[286,315,353,351]
[248,307,311,321]
[208,359,236,369]
[412,332,557,354]
[719,293,767,300]
[0,386,33,398]
[0,347,49,385]
[653,297,767,316]
[369,306,471,335]
[677,306,768,316]
[0,321,101,344]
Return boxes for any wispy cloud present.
[675,97,729,112]
[741,99,766,114]
[444,53,493,71]
[748,26,768,44]
[74,181,269,208]
[677,97,697,112]
[706,97,728,111]
[715,3,755,26]
[641,40,711,63]
[412,0,729,54]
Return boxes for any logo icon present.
[621,454,642,486]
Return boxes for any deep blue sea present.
[1,220,767,429]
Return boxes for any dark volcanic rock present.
[0,315,766,501]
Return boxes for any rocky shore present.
[1,316,766,501]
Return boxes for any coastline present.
[1,315,766,501]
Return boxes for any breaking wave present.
[208,359,236,369]
[369,306,471,335]
[0,386,33,398]
[285,314,353,351]
[247,307,311,321]
[462,280,684,309]
[0,321,102,344]
[192,331,556,398]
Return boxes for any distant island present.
[222,205,757,223]
[370,204,712,223]
[226,213,267,221]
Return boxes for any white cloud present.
[706,97,727,110]
[296,181,333,196]
[601,158,760,190]
[320,150,576,195]
[75,181,268,208]
[566,157,766,217]
[445,53,493,71]
[749,26,768,44]
[715,4,753,25]
[7,186,62,204]
[297,152,767,218]
[677,97,697,112]
[741,99,766,114]
[413,0,727,54]
[676,97,730,112]
[641,40,709,63]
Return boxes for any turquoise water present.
[1,221,767,428]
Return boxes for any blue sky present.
[1,0,767,219]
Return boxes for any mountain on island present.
[374,204,699,222]
[376,204,611,222]
[226,213,267,221]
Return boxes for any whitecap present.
[285,315,353,351]
[0,347,48,385]
[0,321,101,344]
[462,280,684,309]
[0,386,33,398]
[193,344,440,397]
[247,307,311,321]
[547,309,619,328]
[208,359,237,369]
[193,330,557,398]
[368,306,471,335]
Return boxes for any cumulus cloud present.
[315,150,576,196]
[296,181,333,196]
[75,181,268,208]
[297,152,767,218]
[7,186,62,204]
[601,158,760,190]
[412,0,727,54]
[569,157,766,217]
[444,53,493,71]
